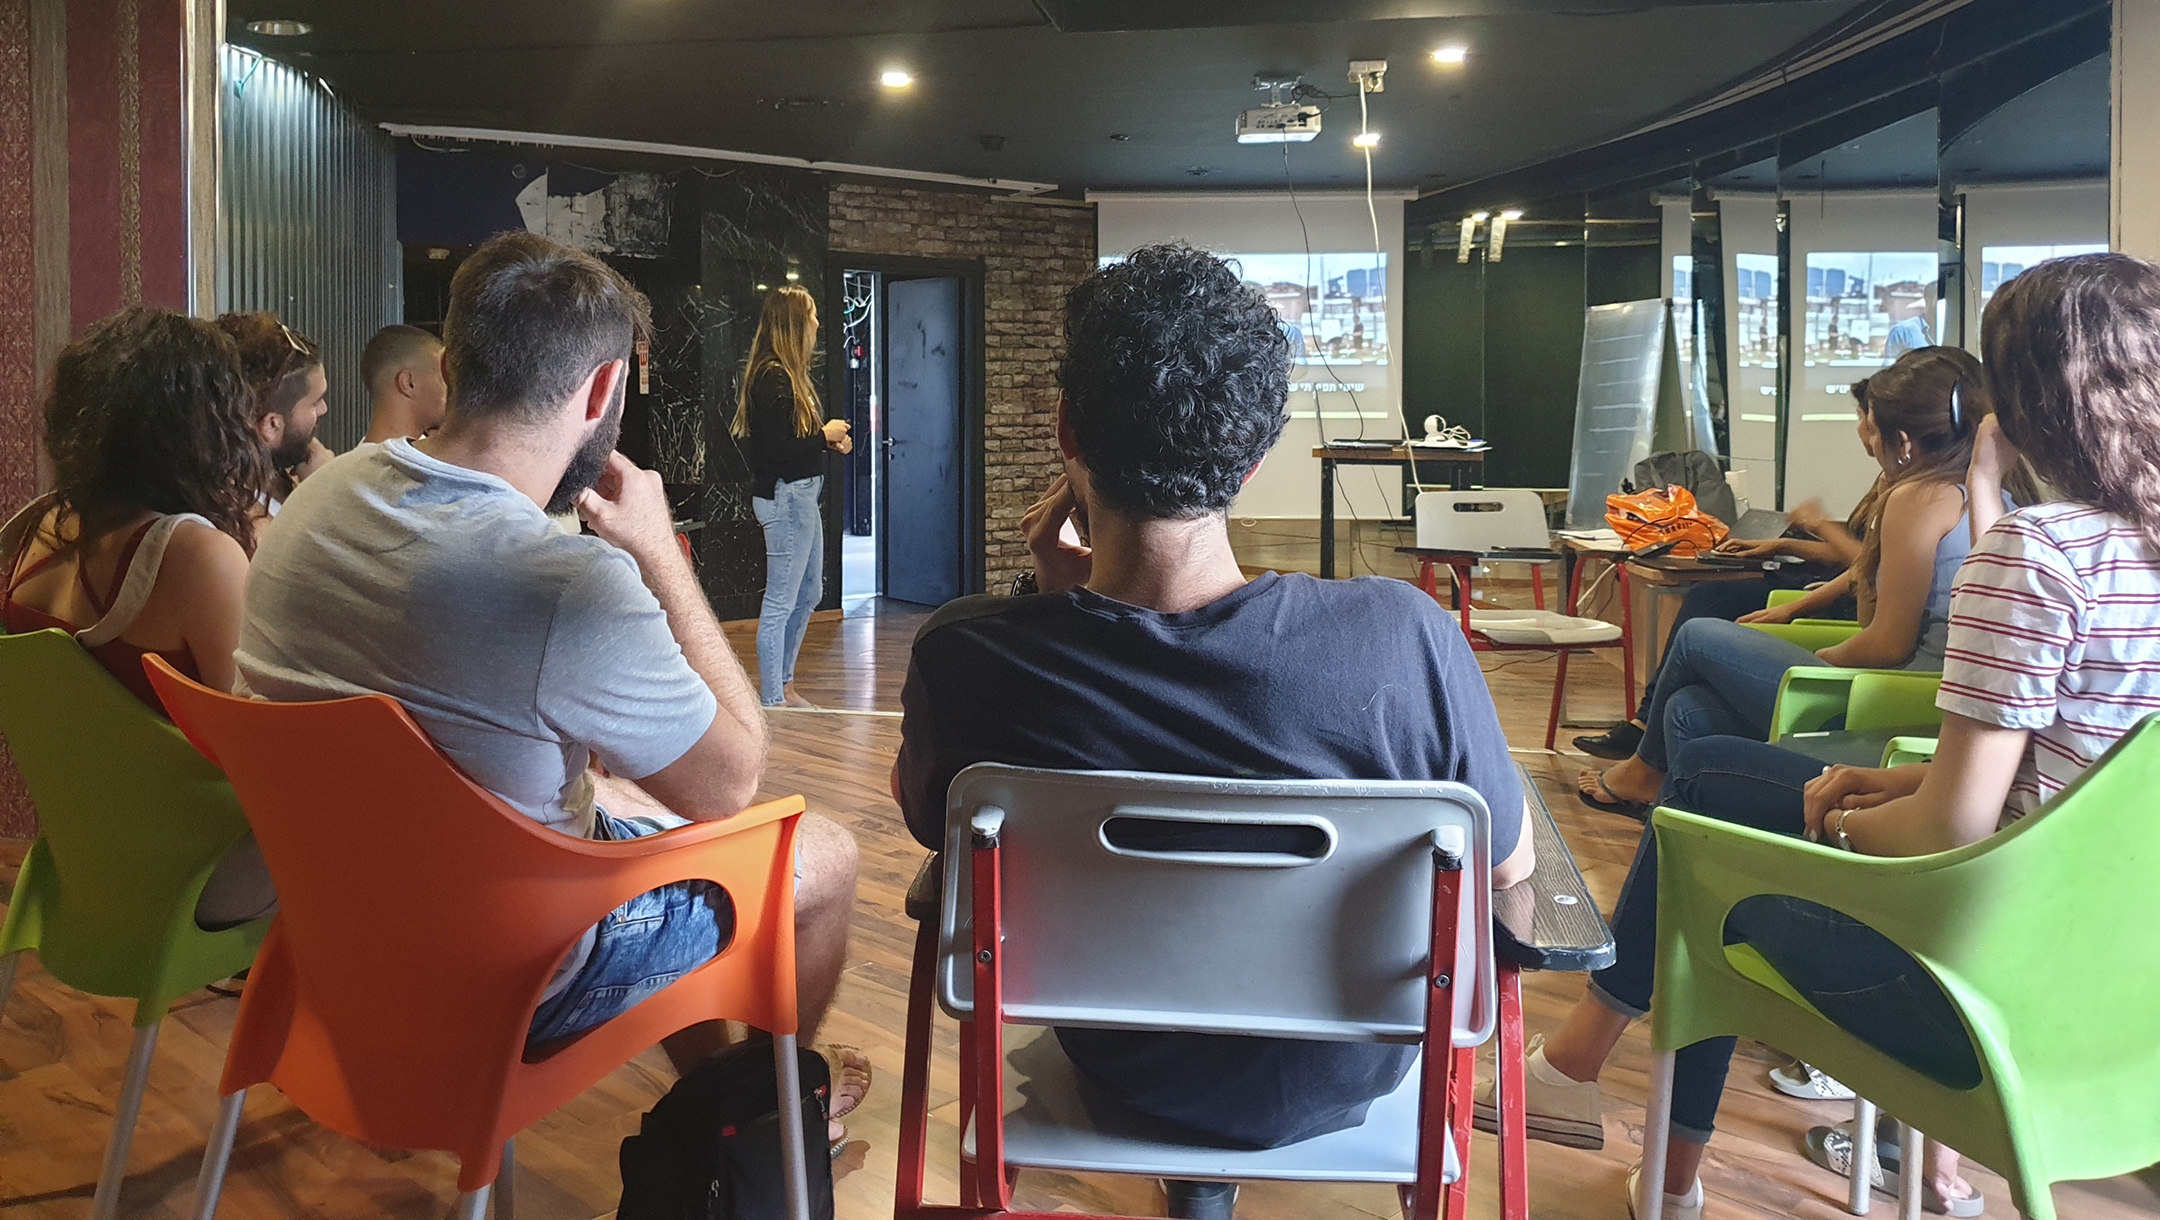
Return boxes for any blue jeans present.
[1632,579,1859,723]
[1587,736,1980,1141]
[527,812,736,1048]
[753,474,825,706]
[1637,618,1819,773]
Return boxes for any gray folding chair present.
[892,765,1496,1220]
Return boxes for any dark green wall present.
[1402,217,1660,489]
[1483,247,1593,487]
[1401,245,1486,444]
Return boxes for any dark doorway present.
[883,276,965,606]
[824,256,986,612]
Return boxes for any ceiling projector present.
[1236,103,1321,144]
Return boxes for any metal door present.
[882,277,964,606]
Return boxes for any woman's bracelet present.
[1826,805,1857,852]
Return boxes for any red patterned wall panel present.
[0,0,38,836]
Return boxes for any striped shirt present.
[1938,502,2160,822]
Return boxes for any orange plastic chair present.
[144,657,815,1220]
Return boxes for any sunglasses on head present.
[270,322,317,380]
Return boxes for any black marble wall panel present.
[694,166,832,621]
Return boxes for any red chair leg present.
[1546,648,1570,750]
[1419,560,1440,601]
[1618,563,1638,713]
[1498,965,1529,1220]
[894,920,941,1219]
[956,1018,979,1208]
[1531,564,1546,610]
[1445,1042,1475,1220]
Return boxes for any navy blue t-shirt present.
[894,571,1523,1148]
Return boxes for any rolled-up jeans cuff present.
[1586,978,1649,1022]
[1670,1117,1716,1145]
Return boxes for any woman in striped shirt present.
[1489,253,2160,1220]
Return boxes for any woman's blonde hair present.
[731,286,820,438]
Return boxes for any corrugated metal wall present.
[218,46,399,454]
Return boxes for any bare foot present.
[820,1045,872,1146]
[781,684,818,710]
[1577,754,1662,805]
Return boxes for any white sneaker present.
[1626,1163,1704,1220]
[1470,1034,1605,1149]
[1769,1059,1856,1101]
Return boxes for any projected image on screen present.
[1733,253,1778,368]
[1803,252,1935,368]
[1980,244,2108,308]
[1099,252,1388,366]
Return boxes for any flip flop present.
[818,1044,872,1123]
[1577,770,1651,821]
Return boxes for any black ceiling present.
[226,0,1869,195]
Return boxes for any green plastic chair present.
[1768,666,1944,741]
[1884,736,1940,767]
[1637,714,2160,1220]
[1752,588,1864,652]
[0,629,270,1219]
[1744,619,1864,653]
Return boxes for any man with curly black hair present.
[894,243,1530,1218]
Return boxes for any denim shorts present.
[526,812,737,1049]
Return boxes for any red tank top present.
[2,506,204,711]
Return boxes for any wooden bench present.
[1482,763,1617,1220]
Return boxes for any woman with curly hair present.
[1,307,273,928]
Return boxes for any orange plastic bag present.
[1605,485,1730,557]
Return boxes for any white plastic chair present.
[1404,490,1627,748]
[892,764,1496,1220]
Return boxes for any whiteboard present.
[1565,300,1667,529]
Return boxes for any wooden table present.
[1315,444,1487,579]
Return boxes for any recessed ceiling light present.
[880,69,914,89]
[245,19,312,35]
[1432,45,1468,65]
[1500,209,1524,220]
[1352,132,1380,149]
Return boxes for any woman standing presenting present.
[734,286,850,708]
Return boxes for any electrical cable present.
[1357,80,1381,258]
[1282,140,1398,575]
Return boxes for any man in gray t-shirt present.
[239,232,861,1089]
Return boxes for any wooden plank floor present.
[2,598,2156,1219]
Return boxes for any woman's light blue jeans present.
[1637,618,1820,772]
[752,474,824,706]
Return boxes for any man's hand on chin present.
[576,452,678,567]
[1023,473,1094,593]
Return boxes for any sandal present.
[1577,770,1651,821]
[818,1044,872,1123]
[1806,1124,1985,1217]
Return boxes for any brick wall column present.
[828,183,1096,583]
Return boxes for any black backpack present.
[617,1041,836,1220]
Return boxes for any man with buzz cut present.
[360,323,450,443]
[238,231,869,1128]
[894,242,1532,1220]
